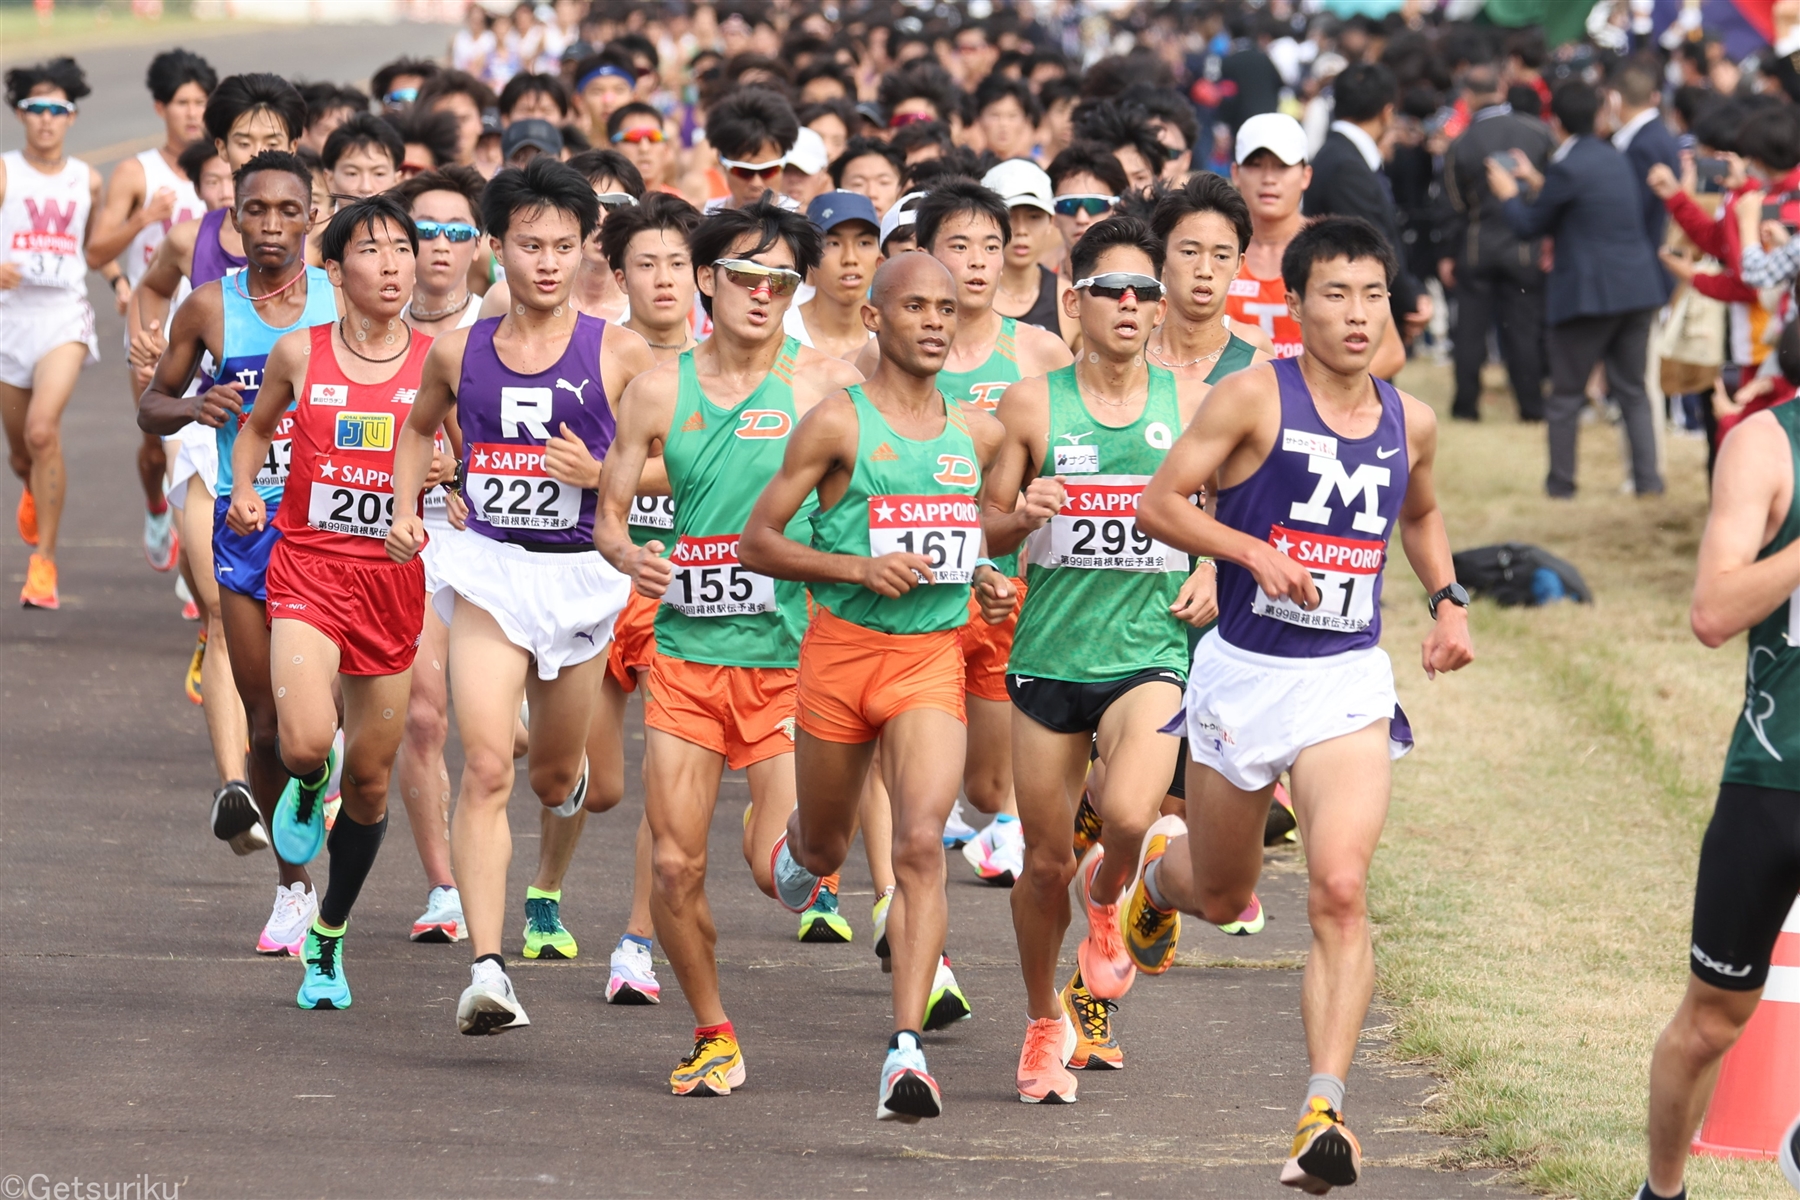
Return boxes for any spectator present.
[1609,60,1680,279]
[1490,80,1667,498]
[1216,11,1282,133]
[829,136,904,217]
[451,6,495,80]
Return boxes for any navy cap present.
[806,190,880,235]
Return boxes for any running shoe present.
[185,631,205,705]
[521,887,577,959]
[144,505,178,572]
[1072,789,1103,858]
[941,799,978,847]
[272,753,331,865]
[457,959,530,1035]
[1061,969,1123,1070]
[550,757,589,817]
[257,881,316,956]
[871,886,894,973]
[1780,1109,1800,1190]
[1015,1013,1079,1103]
[1124,814,1185,974]
[1266,781,1298,845]
[411,885,465,942]
[17,488,36,546]
[961,813,1023,886]
[606,936,660,1004]
[296,921,351,1010]
[1217,893,1266,936]
[798,873,852,942]
[769,833,823,913]
[20,553,57,609]
[923,953,971,1030]
[323,797,341,832]
[875,1033,941,1123]
[176,573,197,621]
[670,1030,746,1096]
[211,779,267,856]
[322,728,345,833]
[1280,1098,1362,1194]
[1075,845,1137,1000]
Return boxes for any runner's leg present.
[877,709,967,1034]
[220,586,309,890]
[1152,761,1272,924]
[269,619,342,777]
[643,729,728,1024]
[1011,717,1091,1016]
[398,601,455,890]
[963,697,1019,817]
[743,752,796,897]
[183,477,246,782]
[1645,977,1762,1197]
[860,750,896,893]
[789,730,876,884]
[1087,683,1183,905]
[13,342,87,561]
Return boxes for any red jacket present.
[1668,165,1800,302]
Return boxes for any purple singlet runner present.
[191,207,247,288]
[456,312,615,547]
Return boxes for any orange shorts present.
[797,606,966,744]
[958,576,1025,702]
[605,589,660,692]
[644,652,798,769]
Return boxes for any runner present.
[1128,217,1473,1193]
[2,57,102,611]
[387,156,654,1035]
[982,159,1069,339]
[86,48,214,573]
[138,151,337,953]
[225,194,434,1009]
[702,89,800,213]
[479,149,643,325]
[981,215,1213,1103]
[597,194,864,1094]
[784,190,880,360]
[740,251,1014,1123]
[321,114,404,204]
[1147,172,1277,380]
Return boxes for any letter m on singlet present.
[500,386,553,438]
[1289,456,1390,535]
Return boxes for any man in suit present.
[1303,60,1432,342]
[1491,80,1669,498]
[1610,59,1680,280]
[1440,62,1555,421]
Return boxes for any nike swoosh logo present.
[1376,446,1400,459]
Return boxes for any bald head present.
[871,251,956,310]
[864,251,958,379]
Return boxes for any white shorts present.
[165,421,219,508]
[0,294,98,387]
[419,502,452,597]
[1173,631,1414,792]
[429,526,628,681]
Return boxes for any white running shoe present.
[144,505,178,572]
[941,799,978,847]
[257,881,317,956]
[457,959,530,1036]
[961,814,1024,885]
[605,936,661,1005]
[411,885,465,942]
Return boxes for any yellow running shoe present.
[1124,814,1184,974]
[670,1029,747,1096]
[1280,1098,1362,1194]
[1072,789,1103,858]
[185,631,206,705]
[1060,969,1121,1070]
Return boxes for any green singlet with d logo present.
[809,384,983,635]
[1008,363,1190,682]
[1723,401,1800,788]
[937,316,1022,577]
[654,337,813,668]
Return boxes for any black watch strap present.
[1429,582,1470,617]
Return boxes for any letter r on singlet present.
[500,386,554,439]
[1289,456,1391,535]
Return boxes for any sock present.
[993,812,1017,824]
[311,917,346,937]
[622,933,652,950]
[1142,857,1171,911]
[889,1029,923,1054]
[526,885,561,902]
[298,761,330,791]
[1637,1183,1686,1200]
[695,1020,734,1040]
[1304,1073,1346,1116]
[475,952,505,972]
[148,497,168,516]
[317,812,388,927]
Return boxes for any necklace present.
[338,317,412,364]
[646,337,691,350]
[1077,363,1147,408]
[1148,327,1227,370]
[409,291,471,322]
[233,267,306,304]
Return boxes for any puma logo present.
[556,378,591,404]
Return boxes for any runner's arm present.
[85,157,151,268]
[981,375,1062,557]
[594,367,675,596]
[225,331,303,534]
[1693,409,1800,646]
[129,219,196,361]
[0,160,12,292]
[1394,395,1472,677]
[389,332,462,563]
[138,285,236,435]
[966,408,1019,623]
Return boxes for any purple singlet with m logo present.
[457,313,614,547]
[1214,357,1409,658]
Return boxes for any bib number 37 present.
[1251,523,1382,632]
[867,494,981,584]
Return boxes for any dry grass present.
[1371,361,1789,1198]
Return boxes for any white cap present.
[784,126,830,176]
[880,190,927,249]
[981,158,1054,214]
[1234,112,1309,166]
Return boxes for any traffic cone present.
[1692,898,1800,1159]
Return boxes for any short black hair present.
[1070,214,1163,284]
[890,118,955,160]
[915,177,1011,253]
[1549,79,1600,138]
[1047,141,1129,195]
[877,62,962,123]
[973,73,1042,124]
[1117,83,1198,152]
[903,149,983,191]
[1081,52,1175,101]
[600,190,702,273]
[1333,62,1398,125]
[1039,75,1082,111]
[796,59,856,100]
[383,108,459,168]
[1070,100,1166,179]
[1151,170,1252,255]
[499,72,571,120]
[798,98,857,137]
[322,113,404,171]
[605,101,664,140]
[233,149,315,206]
[828,136,904,187]
[609,32,659,71]
[371,57,439,100]
[573,47,642,93]
[483,156,601,243]
[688,192,822,315]
[321,193,417,264]
[707,87,799,160]
[560,123,592,153]
[204,73,305,144]
[418,70,497,117]
[300,83,366,132]
[6,57,91,108]
[566,148,645,198]
[1280,215,1397,297]
[146,49,216,104]
[391,164,487,230]
[1505,27,1548,70]
[176,138,221,187]
[1739,104,1800,173]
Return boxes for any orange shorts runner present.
[797,606,966,744]
[644,652,798,770]
[958,576,1025,703]
[605,588,660,693]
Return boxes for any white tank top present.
[0,149,93,300]
[122,147,202,288]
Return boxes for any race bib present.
[11,228,80,288]
[308,464,396,539]
[664,534,776,617]
[467,443,579,530]
[629,494,675,531]
[1250,523,1382,632]
[867,494,980,584]
[253,415,295,491]
[1041,477,1186,572]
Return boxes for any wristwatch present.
[1428,581,1470,618]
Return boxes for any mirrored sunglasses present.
[1073,272,1163,303]
[612,127,668,145]
[594,192,639,211]
[415,220,479,243]
[714,257,803,297]
[17,98,75,117]
[1054,194,1116,217]
[383,88,419,106]
[718,157,784,181]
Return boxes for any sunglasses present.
[594,192,639,211]
[1161,143,1187,161]
[383,88,419,106]
[718,156,784,181]
[416,220,479,243]
[1073,272,1164,303]
[713,257,803,297]
[1054,194,1117,217]
[17,98,75,117]
[889,111,935,129]
[612,127,668,145]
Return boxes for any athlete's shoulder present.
[1014,319,1076,370]
[993,371,1049,416]
[794,346,864,398]
[962,404,1006,458]
[1394,386,1437,438]
[621,352,682,401]
[165,213,204,249]
[425,323,475,375]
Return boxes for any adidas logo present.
[870,442,899,462]
[680,411,706,432]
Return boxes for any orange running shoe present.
[1015,1013,1078,1104]
[17,489,37,546]
[20,553,57,609]
[1075,845,1136,1000]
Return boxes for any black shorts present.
[1007,667,1184,736]
[1690,781,1800,991]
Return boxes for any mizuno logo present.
[556,378,591,404]
[1376,446,1400,460]
[1058,432,1092,445]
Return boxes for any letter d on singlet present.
[500,387,554,439]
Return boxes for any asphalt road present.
[1,28,1519,1200]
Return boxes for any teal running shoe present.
[297,921,351,1010]
[522,887,577,959]
[798,874,851,942]
[273,744,337,865]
